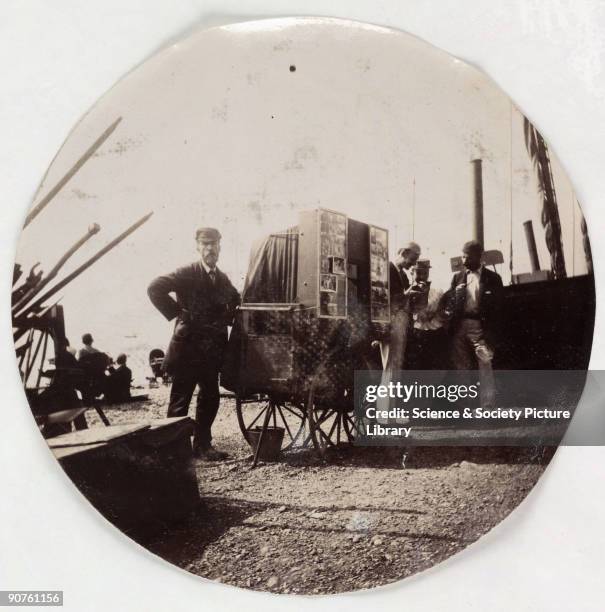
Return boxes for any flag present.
[523,117,567,278]
[580,214,593,274]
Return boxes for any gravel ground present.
[88,387,553,595]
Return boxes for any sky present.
[15,17,590,382]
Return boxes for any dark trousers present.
[168,363,220,449]
[408,328,448,370]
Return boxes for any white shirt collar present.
[200,261,217,275]
[466,265,483,276]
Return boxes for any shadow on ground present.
[273,444,556,469]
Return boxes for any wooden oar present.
[12,223,101,313]
[16,212,153,319]
[23,117,122,228]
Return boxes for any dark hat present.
[195,227,221,243]
[462,240,483,255]
[397,241,421,257]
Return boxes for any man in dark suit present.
[449,240,503,407]
[378,242,423,371]
[389,243,420,312]
[148,227,240,460]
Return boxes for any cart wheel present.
[236,394,308,451]
[341,409,363,442]
[306,351,375,456]
[340,354,375,443]
[306,379,353,458]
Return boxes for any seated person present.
[77,332,100,360]
[105,353,132,404]
[77,343,111,404]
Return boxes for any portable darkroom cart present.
[223,208,390,458]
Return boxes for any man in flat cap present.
[374,241,425,438]
[383,241,424,371]
[449,240,503,407]
[390,242,422,311]
[148,227,240,460]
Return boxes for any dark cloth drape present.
[222,227,299,392]
[242,228,299,303]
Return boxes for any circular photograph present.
[12,17,595,594]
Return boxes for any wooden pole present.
[252,402,273,468]
[13,300,62,344]
[23,118,122,228]
[16,212,153,318]
[12,224,101,313]
[35,331,50,389]
[25,330,46,384]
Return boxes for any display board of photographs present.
[319,210,347,318]
[369,226,389,322]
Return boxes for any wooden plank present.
[52,442,107,461]
[142,417,195,447]
[52,416,200,537]
[48,423,150,448]
[146,416,193,430]
[45,407,88,425]
[100,394,149,406]
[51,418,194,457]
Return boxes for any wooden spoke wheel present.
[306,380,356,458]
[235,394,308,451]
[341,385,378,443]
[341,409,363,442]
[305,353,375,458]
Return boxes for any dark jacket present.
[449,266,503,337]
[389,262,410,314]
[148,262,240,373]
[105,364,132,403]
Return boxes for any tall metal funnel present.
[523,220,541,272]
[471,159,484,247]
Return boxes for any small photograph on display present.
[326,303,338,316]
[370,228,388,259]
[320,290,339,316]
[371,284,388,304]
[331,256,346,275]
[371,256,387,281]
[333,242,345,258]
[320,274,337,292]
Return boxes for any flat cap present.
[397,241,421,256]
[462,239,483,255]
[195,227,221,242]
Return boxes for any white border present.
[1,3,604,611]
